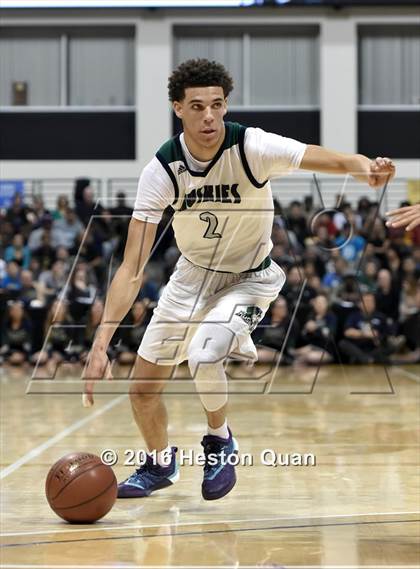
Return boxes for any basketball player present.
[386,203,420,230]
[84,59,395,500]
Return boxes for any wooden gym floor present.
[0,363,419,568]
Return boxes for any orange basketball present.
[45,452,117,523]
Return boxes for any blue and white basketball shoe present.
[201,428,239,500]
[117,446,179,498]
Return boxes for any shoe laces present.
[128,454,166,484]
[201,437,226,472]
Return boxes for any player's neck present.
[183,125,225,162]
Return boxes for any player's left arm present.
[299,145,395,188]
[385,203,420,231]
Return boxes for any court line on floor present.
[0,394,127,481]
[2,518,419,550]
[391,365,420,382]
[2,510,419,538]
[2,566,417,569]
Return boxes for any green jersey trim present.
[155,152,180,205]
[238,125,268,189]
[174,121,242,178]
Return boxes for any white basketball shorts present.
[138,255,286,366]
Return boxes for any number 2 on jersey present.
[199,212,222,239]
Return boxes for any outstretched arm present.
[300,145,395,188]
[386,204,420,231]
[83,217,158,406]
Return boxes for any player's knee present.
[188,347,223,378]
[129,381,162,409]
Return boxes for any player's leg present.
[129,355,173,453]
[187,320,239,500]
[188,260,286,500]
[118,356,179,498]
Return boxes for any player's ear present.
[222,98,228,116]
[173,101,183,119]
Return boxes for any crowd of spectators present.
[0,178,419,368]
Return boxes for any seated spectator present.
[322,255,348,290]
[139,267,160,305]
[67,265,96,345]
[0,300,32,365]
[52,195,70,220]
[286,201,308,246]
[394,284,420,363]
[413,245,420,272]
[357,196,372,224]
[31,300,75,367]
[54,246,72,271]
[111,191,132,261]
[308,274,322,293]
[111,191,132,217]
[375,268,400,322]
[303,245,326,278]
[0,261,22,296]
[401,256,419,281]
[18,270,40,308]
[38,260,68,304]
[358,258,380,293]
[335,223,365,264]
[27,215,54,251]
[74,231,104,287]
[4,233,31,269]
[338,292,391,364]
[5,193,30,234]
[384,246,401,279]
[254,296,299,365]
[116,300,150,365]
[399,276,418,322]
[312,223,336,250]
[0,219,15,253]
[364,217,388,266]
[293,294,337,365]
[27,195,50,228]
[32,229,56,271]
[282,265,316,327]
[0,258,6,282]
[52,208,84,250]
[83,298,104,348]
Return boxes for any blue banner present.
[0,180,24,209]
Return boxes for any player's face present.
[173,86,227,152]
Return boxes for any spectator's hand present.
[363,327,378,341]
[386,204,420,231]
[305,320,317,333]
[367,157,395,188]
[82,349,112,407]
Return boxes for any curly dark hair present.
[168,58,234,102]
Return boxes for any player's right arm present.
[83,218,157,406]
[83,157,174,406]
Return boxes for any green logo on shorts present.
[235,306,263,332]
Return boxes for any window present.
[0,26,135,108]
[0,28,61,106]
[359,25,420,106]
[68,28,135,106]
[174,26,319,107]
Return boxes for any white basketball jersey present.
[156,122,274,273]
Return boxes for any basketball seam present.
[52,476,117,511]
[49,462,109,502]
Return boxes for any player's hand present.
[367,157,395,188]
[385,204,420,231]
[82,349,112,407]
